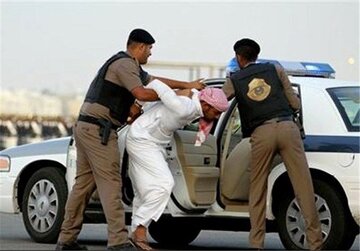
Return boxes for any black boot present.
[107,242,137,251]
[55,242,88,250]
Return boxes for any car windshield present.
[327,86,360,132]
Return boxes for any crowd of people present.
[54,29,323,251]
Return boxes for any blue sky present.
[1,0,359,93]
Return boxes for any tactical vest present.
[84,51,148,124]
[230,63,292,137]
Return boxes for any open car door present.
[166,130,219,213]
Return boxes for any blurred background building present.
[0,62,225,150]
[0,89,82,150]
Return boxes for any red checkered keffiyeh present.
[195,88,229,146]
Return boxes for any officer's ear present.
[235,54,243,68]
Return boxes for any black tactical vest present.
[230,63,292,137]
[84,51,148,124]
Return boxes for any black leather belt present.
[78,114,119,130]
[263,115,293,125]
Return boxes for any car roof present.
[290,77,359,89]
[205,77,359,90]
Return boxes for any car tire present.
[148,215,201,247]
[276,179,356,250]
[22,167,68,243]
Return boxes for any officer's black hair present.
[233,38,260,62]
[234,46,258,62]
[126,28,155,46]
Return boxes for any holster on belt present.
[293,111,306,139]
[98,118,112,145]
[78,114,124,145]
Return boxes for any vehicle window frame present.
[290,83,305,132]
[327,86,360,132]
[215,99,239,165]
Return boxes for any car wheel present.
[22,167,68,243]
[149,215,201,247]
[276,179,356,250]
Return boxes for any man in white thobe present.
[126,79,229,250]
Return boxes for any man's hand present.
[127,103,143,124]
[188,78,206,90]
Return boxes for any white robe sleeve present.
[146,79,192,115]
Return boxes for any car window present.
[182,118,219,135]
[220,105,243,158]
[183,119,199,132]
[327,87,360,132]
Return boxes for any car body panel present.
[0,76,359,248]
[0,138,70,213]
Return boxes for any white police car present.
[0,61,359,250]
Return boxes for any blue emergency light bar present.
[257,59,336,78]
[226,57,336,78]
